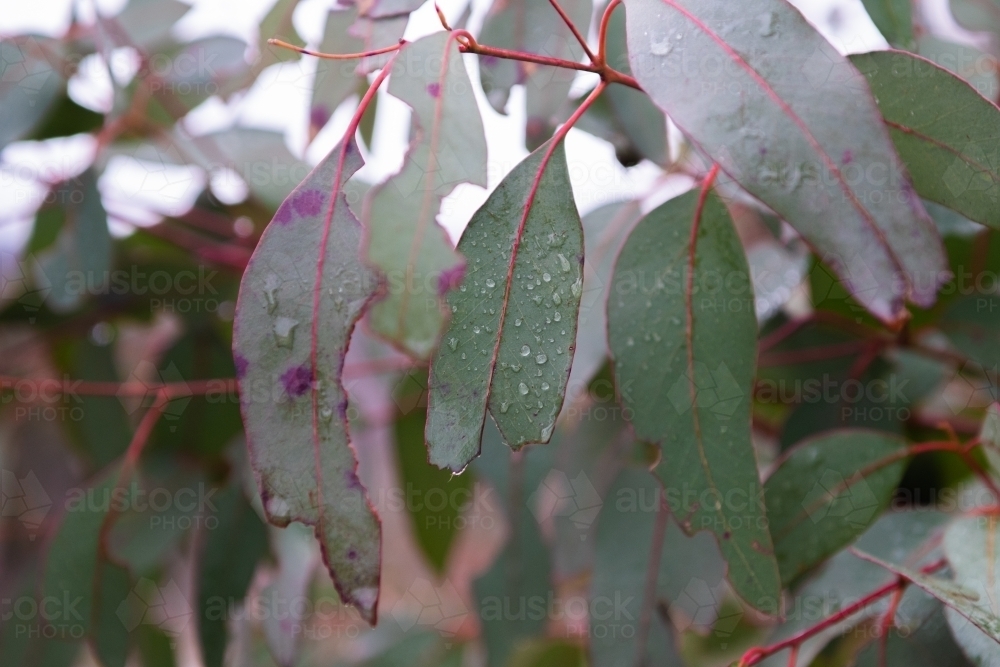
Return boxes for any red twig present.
[547,0,597,62]
[597,0,623,67]
[878,583,905,667]
[267,37,403,60]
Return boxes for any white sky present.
[2,0,965,252]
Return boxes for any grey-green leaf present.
[0,36,65,152]
[764,429,909,585]
[942,516,1000,666]
[607,189,779,611]
[365,32,488,358]
[426,141,583,471]
[232,136,381,622]
[623,0,946,324]
[309,8,367,141]
[851,50,1000,230]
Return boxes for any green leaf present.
[478,0,591,148]
[854,606,975,667]
[473,422,554,667]
[198,482,270,667]
[426,141,583,470]
[0,36,66,151]
[941,295,1000,369]
[607,188,779,611]
[197,128,309,210]
[394,405,471,571]
[764,429,909,585]
[942,516,1000,666]
[232,135,381,622]
[365,32,488,358]
[154,37,250,111]
[861,0,915,49]
[590,469,685,667]
[309,8,367,141]
[949,0,1000,42]
[508,639,587,667]
[851,50,1000,230]
[28,92,103,141]
[854,548,1000,648]
[623,0,946,324]
[35,169,112,313]
[360,0,424,19]
[1,567,82,667]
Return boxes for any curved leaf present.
[365,32,488,358]
[426,141,583,471]
[851,50,1000,230]
[861,0,915,49]
[607,188,779,611]
[232,136,381,622]
[623,0,947,324]
[764,429,908,585]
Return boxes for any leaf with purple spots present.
[232,131,381,623]
[364,32,488,359]
[426,140,583,471]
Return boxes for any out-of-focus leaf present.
[949,0,1000,47]
[623,0,946,324]
[608,189,779,611]
[764,430,908,585]
[854,606,974,667]
[365,32,488,358]
[861,0,915,49]
[941,295,1000,369]
[358,0,424,19]
[0,36,65,151]
[34,169,112,313]
[426,141,582,470]
[590,468,684,667]
[600,4,668,165]
[110,0,191,50]
[230,0,303,93]
[43,470,131,667]
[851,50,1000,230]
[568,200,642,392]
[915,35,999,100]
[479,0,591,148]
[854,548,1000,648]
[27,93,103,141]
[137,625,176,667]
[197,128,309,210]
[0,568,81,667]
[942,516,1000,666]
[154,37,250,111]
[350,15,408,75]
[473,422,553,667]
[198,482,270,667]
[395,406,470,570]
[261,523,316,667]
[508,639,586,667]
[232,136,381,622]
[310,8,367,141]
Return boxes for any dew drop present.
[535,353,547,365]
[571,278,583,298]
[500,401,510,413]
[473,326,481,334]
[320,406,334,422]
[263,274,281,313]
[552,292,562,305]
[541,382,550,391]
[486,278,496,288]
[448,337,458,350]
[518,382,529,395]
[273,317,299,348]
[558,253,571,273]
[553,312,561,322]
[542,272,551,282]
[515,318,523,327]
[521,345,531,357]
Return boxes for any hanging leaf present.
[260,524,317,667]
[365,32,488,358]
[478,0,591,148]
[426,141,583,471]
[310,8,368,141]
[198,482,270,667]
[622,0,947,324]
[590,468,685,667]
[232,135,381,622]
[860,0,915,49]
[851,50,1000,230]
[764,429,908,585]
[607,188,780,611]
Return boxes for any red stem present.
[597,0,623,66]
[547,0,596,62]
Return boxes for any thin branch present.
[597,0,623,66]
[267,37,403,61]
[547,0,597,62]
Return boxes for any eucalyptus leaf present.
[942,516,1000,666]
[365,32,488,358]
[0,35,65,151]
[426,141,583,470]
[608,188,779,611]
[764,429,908,585]
[623,0,947,324]
[851,50,1000,230]
[232,135,381,622]
[861,0,915,49]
